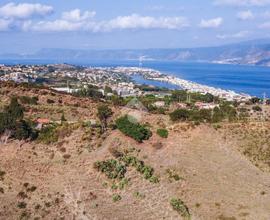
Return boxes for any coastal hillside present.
[0,82,270,220]
[2,39,270,67]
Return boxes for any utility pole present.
[186,93,191,103]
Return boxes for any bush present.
[73,85,103,100]
[37,125,58,144]
[157,128,168,138]
[47,99,55,104]
[0,97,37,140]
[252,105,262,112]
[170,198,190,218]
[13,120,37,140]
[169,109,190,122]
[112,194,122,202]
[17,201,27,209]
[120,155,159,183]
[19,96,38,105]
[189,109,212,123]
[116,115,152,143]
[94,159,127,180]
[4,97,24,121]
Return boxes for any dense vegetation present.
[120,154,159,183]
[0,97,37,141]
[95,151,159,183]
[94,159,127,180]
[169,102,237,123]
[171,90,215,103]
[116,115,152,142]
[73,84,103,99]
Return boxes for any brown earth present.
[0,82,270,220]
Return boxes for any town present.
[0,64,252,102]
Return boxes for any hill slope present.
[2,39,270,66]
[0,83,270,219]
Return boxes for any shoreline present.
[119,67,252,101]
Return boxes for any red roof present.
[36,118,50,124]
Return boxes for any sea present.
[1,59,270,98]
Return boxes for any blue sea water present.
[1,59,270,97]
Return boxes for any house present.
[153,101,165,108]
[195,102,218,110]
[35,118,51,130]
[177,103,187,109]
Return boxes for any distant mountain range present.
[2,39,270,67]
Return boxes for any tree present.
[13,120,35,140]
[61,113,67,123]
[4,97,24,121]
[0,97,36,141]
[171,90,188,102]
[169,109,190,122]
[97,105,113,133]
[104,86,113,94]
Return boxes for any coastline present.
[123,67,252,101]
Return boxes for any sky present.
[1,0,270,53]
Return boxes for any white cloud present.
[214,0,270,6]
[62,9,96,22]
[217,30,250,39]
[32,20,84,32]
[30,13,189,32]
[100,14,189,31]
[0,3,53,19]
[199,17,223,28]
[237,10,254,20]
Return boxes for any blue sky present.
[1,0,270,53]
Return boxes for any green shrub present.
[17,201,27,209]
[166,169,182,182]
[189,109,212,122]
[0,97,37,140]
[133,191,145,199]
[94,159,127,180]
[19,96,38,105]
[37,125,58,144]
[116,115,152,142]
[252,105,262,112]
[170,198,191,219]
[112,194,121,202]
[169,109,190,122]
[157,128,168,138]
[13,120,37,140]
[120,155,159,183]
